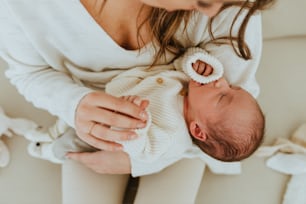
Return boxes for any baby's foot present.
[24,120,69,142]
[27,142,63,164]
[23,127,53,142]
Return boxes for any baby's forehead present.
[221,89,257,113]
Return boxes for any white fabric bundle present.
[283,173,306,204]
[0,106,38,167]
[256,123,306,204]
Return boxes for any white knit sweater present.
[0,0,263,129]
[105,49,240,177]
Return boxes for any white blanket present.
[0,106,38,167]
[256,123,306,204]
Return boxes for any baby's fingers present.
[121,95,149,110]
[192,60,207,75]
[203,64,213,76]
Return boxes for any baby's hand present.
[192,60,213,76]
[120,95,149,111]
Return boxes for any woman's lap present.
[62,158,205,204]
[62,160,129,204]
[135,158,205,204]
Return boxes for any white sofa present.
[1,0,305,203]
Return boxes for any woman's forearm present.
[4,54,92,127]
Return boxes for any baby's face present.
[185,77,256,126]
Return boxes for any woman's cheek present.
[198,3,223,17]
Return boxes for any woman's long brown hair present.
[146,0,275,65]
[99,0,275,65]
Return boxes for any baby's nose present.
[214,77,229,88]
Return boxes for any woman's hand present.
[192,60,213,76]
[66,150,131,174]
[75,91,149,151]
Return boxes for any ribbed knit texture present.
[1,0,262,128]
[106,62,240,177]
[174,47,224,83]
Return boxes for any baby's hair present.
[193,99,265,162]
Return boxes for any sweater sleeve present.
[190,8,263,98]
[0,3,92,127]
[118,111,181,177]
[173,47,224,84]
[106,70,190,177]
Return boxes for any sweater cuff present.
[175,47,224,84]
[61,87,93,128]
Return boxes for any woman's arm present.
[0,5,147,151]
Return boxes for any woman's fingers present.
[76,115,139,151]
[79,132,123,151]
[89,108,147,129]
[78,92,148,129]
[75,91,149,151]
[87,92,148,121]
[90,122,138,141]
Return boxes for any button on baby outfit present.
[156,77,163,84]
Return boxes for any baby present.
[25,47,264,176]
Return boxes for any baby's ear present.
[189,121,207,141]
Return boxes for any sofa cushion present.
[196,37,306,204]
[262,0,306,39]
[257,37,306,142]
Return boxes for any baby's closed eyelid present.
[218,93,226,104]
[230,85,241,90]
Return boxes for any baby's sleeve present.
[118,112,174,176]
[173,47,224,84]
[197,8,263,98]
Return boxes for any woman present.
[0,0,274,203]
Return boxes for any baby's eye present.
[218,93,226,103]
[229,84,241,90]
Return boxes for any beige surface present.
[0,59,60,204]
[262,0,306,39]
[1,1,306,203]
[196,37,306,204]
